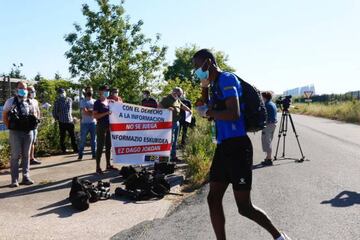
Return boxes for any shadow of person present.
[32,201,78,218]
[321,191,360,207]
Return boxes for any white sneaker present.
[282,232,292,240]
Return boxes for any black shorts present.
[210,136,253,191]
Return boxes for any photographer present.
[2,81,37,187]
[193,49,290,240]
[261,91,278,166]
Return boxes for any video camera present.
[276,95,292,111]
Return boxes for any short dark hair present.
[16,81,26,88]
[85,86,92,91]
[111,88,118,93]
[261,91,273,101]
[143,90,150,95]
[99,85,109,91]
[193,49,218,66]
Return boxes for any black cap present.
[57,88,65,94]
[99,85,109,91]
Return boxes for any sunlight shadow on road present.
[321,191,360,207]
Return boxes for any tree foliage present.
[64,0,167,103]
[163,45,235,83]
[35,79,79,104]
[160,78,201,105]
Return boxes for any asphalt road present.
[112,114,360,240]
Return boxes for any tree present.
[9,63,26,79]
[64,0,167,103]
[163,45,235,83]
[54,72,62,80]
[34,72,42,82]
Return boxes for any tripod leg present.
[288,113,306,161]
[281,113,289,158]
[273,113,285,160]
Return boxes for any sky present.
[0,0,359,94]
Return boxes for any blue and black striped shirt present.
[53,97,73,123]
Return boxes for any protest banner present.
[109,102,172,165]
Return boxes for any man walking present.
[78,87,96,160]
[193,49,291,240]
[2,81,37,187]
[52,88,78,154]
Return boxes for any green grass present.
[292,100,360,124]
[183,115,215,188]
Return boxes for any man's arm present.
[52,100,58,120]
[207,96,240,121]
[2,111,9,128]
[180,102,191,112]
[93,110,110,120]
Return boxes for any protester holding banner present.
[93,85,116,174]
[159,87,191,162]
[141,90,158,108]
[78,87,96,160]
[108,88,123,102]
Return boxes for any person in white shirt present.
[27,86,41,165]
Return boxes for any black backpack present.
[212,73,267,132]
[8,97,39,132]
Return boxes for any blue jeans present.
[9,130,33,183]
[79,122,96,158]
[171,121,179,159]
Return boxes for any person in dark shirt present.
[193,49,290,240]
[141,90,158,108]
[93,85,116,174]
[159,87,191,162]
[52,88,78,154]
[261,91,278,166]
[179,94,192,146]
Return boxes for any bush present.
[183,115,215,187]
[36,109,80,155]
[292,101,360,124]
[0,131,10,168]
[0,109,81,169]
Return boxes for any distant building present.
[283,84,315,97]
[346,90,360,100]
[0,76,33,105]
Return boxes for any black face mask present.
[86,92,92,97]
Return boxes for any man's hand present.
[168,107,175,111]
[196,105,209,118]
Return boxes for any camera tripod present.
[273,110,306,162]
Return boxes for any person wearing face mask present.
[78,87,97,160]
[27,86,41,165]
[93,85,116,174]
[108,88,123,102]
[52,88,78,154]
[179,92,192,147]
[141,90,158,108]
[192,49,291,240]
[2,81,36,187]
[158,87,191,162]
